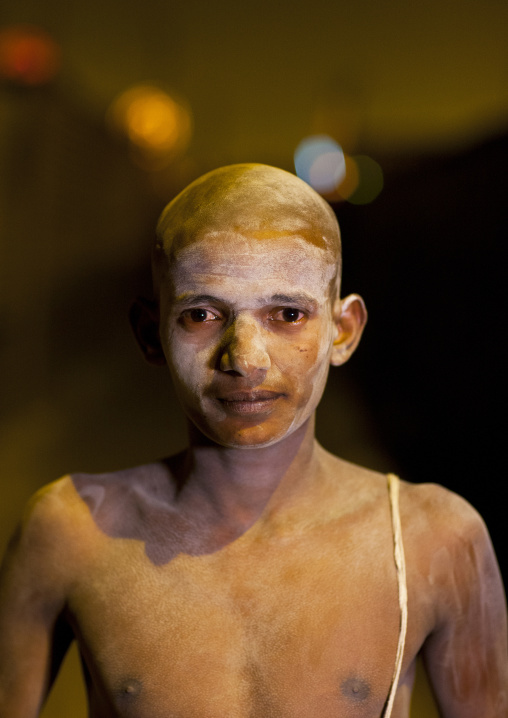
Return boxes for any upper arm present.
[0,479,76,718]
[420,492,508,717]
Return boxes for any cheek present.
[275,322,334,397]
[164,333,214,396]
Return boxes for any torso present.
[55,454,440,718]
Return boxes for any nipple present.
[119,678,142,699]
[340,676,370,701]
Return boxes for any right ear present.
[129,297,166,366]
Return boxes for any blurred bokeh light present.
[107,84,192,170]
[347,155,384,205]
[335,154,360,201]
[0,24,60,86]
[294,135,346,194]
[295,135,383,204]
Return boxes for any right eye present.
[189,308,214,322]
[180,307,222,327]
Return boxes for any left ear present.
[330,293,368,366]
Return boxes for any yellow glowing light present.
[335,155,360,201]
[107,85,192,169]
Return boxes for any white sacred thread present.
[383,474,408,718]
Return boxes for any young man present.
[0,163,506,717]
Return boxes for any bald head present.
[153,163,342,294]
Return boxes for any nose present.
[219,316,271,377]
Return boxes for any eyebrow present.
[269,293,317,307]
[174,292,318,309]
[174,294,222,308]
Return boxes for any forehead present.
[154,164,342,298]
[166,232,337,300]
[156,164,341,260]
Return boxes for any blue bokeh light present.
[294,135,345,194]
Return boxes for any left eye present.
[272,307,305,323]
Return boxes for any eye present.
[181,307,221,325]
[190,308,213,322]
[271,307,306,323]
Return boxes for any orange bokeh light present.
[0,25,60,86]
[107,85,192,169]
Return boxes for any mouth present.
[217,390,284,415]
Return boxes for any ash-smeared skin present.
[154,164,343,450]
[158,236,338,449]
[153,163,342,295]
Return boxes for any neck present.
[175,415,320,530]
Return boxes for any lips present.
[217,390,284,415]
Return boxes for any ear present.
[330,293,367,366]
[129,297,167,366]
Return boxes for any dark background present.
[337,132,508,583]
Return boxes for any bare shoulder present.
[398,480,505,625]
[1,460,175,598]
[399,479,491,545]
[401,484,508,716]
[21,474,92,539]
[3,475,89,568]
[0,475,93,620]
[321,453,502,600]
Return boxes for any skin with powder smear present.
[0,164,506,717]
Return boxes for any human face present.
[157,231,338,449]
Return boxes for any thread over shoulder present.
[383,473,408,718]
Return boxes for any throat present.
[181,417,320,517]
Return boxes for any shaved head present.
[153,163,342,295]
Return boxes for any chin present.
[197,415,306,450]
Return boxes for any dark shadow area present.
[70,437,300,566]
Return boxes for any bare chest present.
[68,523,413,718]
